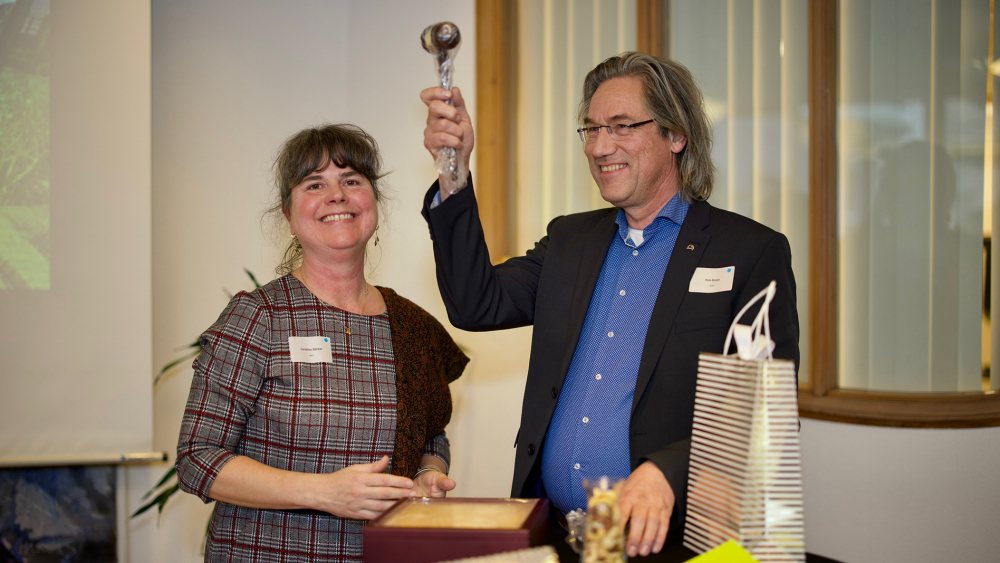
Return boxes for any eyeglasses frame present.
[576,118,657,143]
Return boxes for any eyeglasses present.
[576,119,656,143]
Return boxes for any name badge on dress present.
[288,336,333,363]
[689,266,735,293]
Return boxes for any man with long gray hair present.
[420,52,799,559]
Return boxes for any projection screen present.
[0,0,154,466]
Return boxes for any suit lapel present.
[632,200,712,410]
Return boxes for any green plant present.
[132,269,262,519]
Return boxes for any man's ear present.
[668,131,687,154]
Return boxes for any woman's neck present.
[293,258,379,315]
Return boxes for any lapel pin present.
[686,244,695,251]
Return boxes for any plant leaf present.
[244,268,262,288]
[131,483,180,519]
[141,466,177,499]
[153,347,200,386]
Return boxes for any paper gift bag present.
[683,281,805,562]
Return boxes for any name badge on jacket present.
[288,336,333,363]
[689,266,735,293]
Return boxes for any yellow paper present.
[688,540,758,563]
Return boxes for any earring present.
[290,233,296,239]
[373,225,380,247]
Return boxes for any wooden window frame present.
[475,0,1000,427]
[474,0,516,259]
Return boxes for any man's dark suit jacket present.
[422,179,799,539]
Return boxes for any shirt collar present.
[614,193,689,248]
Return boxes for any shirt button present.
[619,289,626,296]
[632,250,639,256]
[595,373,602,380]
[608,331,614,338]
[573,463,581,470]
[582,416,589,424]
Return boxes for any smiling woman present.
[271,125,387,279]
[174,123,469,563]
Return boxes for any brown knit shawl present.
[378,287,468,478]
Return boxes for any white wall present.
[801,419,1000,563]
[125,2,1000,562]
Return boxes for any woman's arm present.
[210,454,416,521]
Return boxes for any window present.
[475,0,1000,427]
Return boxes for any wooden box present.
[363,497,550,563]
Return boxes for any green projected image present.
[0,0,50,290]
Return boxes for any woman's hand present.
[311,455,416,520]
[412,468,456,498]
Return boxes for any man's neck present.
[623,186,678,229]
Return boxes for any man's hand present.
[420,86,475,199]
[618,460,675,557]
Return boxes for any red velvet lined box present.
[363,497,550,563]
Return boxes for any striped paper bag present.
[683,282,805,562]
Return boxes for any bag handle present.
[723,280,777,360]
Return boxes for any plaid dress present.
[176,275,467,562]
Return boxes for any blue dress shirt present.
[540,194,689,513]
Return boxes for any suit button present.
[550,387,558,399]
[527,444,536,456]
